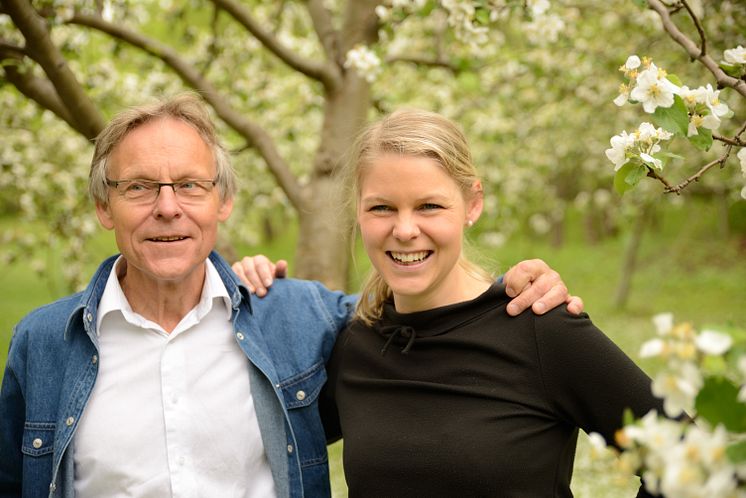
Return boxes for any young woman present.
[318,109,664,497]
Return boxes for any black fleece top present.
[322,283,663,497]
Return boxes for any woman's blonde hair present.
[346,108,491,325]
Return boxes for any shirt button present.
[65,417,75,426]
[287,444,294,454]
[32,438,43,449]
[236,332,245,340]
[295,390,306,401]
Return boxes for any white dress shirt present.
[73,258,276,498]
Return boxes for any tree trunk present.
[293,74,371,291]
[614,203,653,309]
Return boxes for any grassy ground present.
[1,200,744,496]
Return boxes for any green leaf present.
[625,163,647,186]
[632,0,647,8]
[614,163,633,195]
[727,440,746,464]
[475,8,490,25]
[695,376,746,432]
[666,73,684,87]
[652,95,689,136]
[614,162,644,195]
[688,128,713,151]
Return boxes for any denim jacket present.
[0,252,356,498]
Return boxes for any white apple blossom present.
[630,63,679,113]
[695,330,732,356]
[653,312,674,334]
[640,338,665,358]
[605,130,634,170]
[651,361,702,417]
[344,45,382,83]
[723,45,746,65]
[640,152,662,170]
[738,148,746,177]
[742,186,746,201]
[624,55,641,71]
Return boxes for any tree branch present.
[385,54,460,73]
[209,0,340,91]
[3,0,105,140]
[663,152,731,194]
[305,0,341,66]
[70,13,304,210]
[680,0,706,56]
[646,0,746,98]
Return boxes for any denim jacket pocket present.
[280,363,329,468]
[22,422,56,457]
[280,362,327,409]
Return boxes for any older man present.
[0,94,577,498]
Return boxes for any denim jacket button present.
[295,390,306,401]
[287,444,294,454]
[65,416,75,426]
[49,482,56,491]
[236,332,245,341]
[32,438,43,449]
[92,355,98,364]
[86,312,93,322]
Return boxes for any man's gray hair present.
[89,92,236,205]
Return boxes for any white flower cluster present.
[605,122,673,171]
[441,0,489,47]
[344,45,382,83]
[522,0,565,45]
[640,313,732,417]
[618,412,741,498]
[587,314,746,498]
[614,55,731,136]
[736,149,746,199]
[723,45,746,66]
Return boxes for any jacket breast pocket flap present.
[22,422,56,457]
[280,363,327,410]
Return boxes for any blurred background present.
[1,1,745,496]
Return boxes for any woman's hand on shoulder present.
[232,255,288,297]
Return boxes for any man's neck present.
[116,259,205,333]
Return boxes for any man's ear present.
[467,180,484,224]
[95,202,115,230]
[218,196,234,222]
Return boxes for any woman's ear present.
[466,180,484,225]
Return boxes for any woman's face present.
[357,153,482,313]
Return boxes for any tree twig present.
[306,0,341,67]
[680,0,706,57]
[646,0,746,98]
[663,151,731,194]
[209,0,340,91]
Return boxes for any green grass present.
[1,200,745,497]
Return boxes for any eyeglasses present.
[106,178,217,203]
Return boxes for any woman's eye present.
[420,203,443,210]
[369,205,392,212]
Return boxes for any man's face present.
[95,117,233,288]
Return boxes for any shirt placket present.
[161,338,197,497]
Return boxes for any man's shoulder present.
[15,291,85,335]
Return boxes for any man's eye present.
[178,182,197,190]
[125,182,151,193]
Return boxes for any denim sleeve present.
[309,282,358,336]
[0,329,25,496]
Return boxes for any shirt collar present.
[96,256,232,336]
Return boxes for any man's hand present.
[232,255,288,297]
[503,259,584,316]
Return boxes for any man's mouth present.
[388,251,432,265]
[147,236,188,242]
